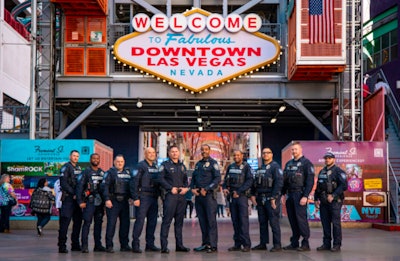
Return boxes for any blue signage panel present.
[0,139,94,162]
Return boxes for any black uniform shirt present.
[223,161,253,194]
[190,157,221,191]
[76,167,104,205]
[130,160,160,200]
[253,160,283,198]
[282,156,315,198]
[159,158,188,191]
[102,167,132,201]
[315,164,347,201]
[59,162,82,197]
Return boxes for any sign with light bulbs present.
[113,8,281,94]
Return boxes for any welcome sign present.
[113,8,281,93]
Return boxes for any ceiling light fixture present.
[195,105,201,112]
[197,117,202,123]
[121,116,129,123]
[109,103,118,111]
[270,118,277,123]
[279,105,286,112]
[198,125,203,131]
[136,99,143,108]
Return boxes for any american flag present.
[309,0,335,44]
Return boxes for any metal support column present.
[338,0,363,141]
[32,0,54,139]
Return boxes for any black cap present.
[323,152,335,159]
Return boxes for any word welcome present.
[132,12,262,33]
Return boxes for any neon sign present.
[113,8,281,93]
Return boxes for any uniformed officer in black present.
[58,150,83,253]
[251,147,283,252]
[76,153,106,253]
[102,154,133,253]
[282,142,315,251]
[315,152,347,252]
[159,145,190,253]
[191,144,221,253]
[131,147,161,253]
[223,150,253,252]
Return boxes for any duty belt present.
[141,191,158,197]
[256,193,272,198]
[288,188,303,193]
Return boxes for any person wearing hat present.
[314,152,347,252]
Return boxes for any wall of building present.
[370,0,400,17]
[367,2,400,100]
[67,125,140,170]
[0,13,30,105]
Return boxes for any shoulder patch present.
[213,163,220,170]
[159,165,165,172]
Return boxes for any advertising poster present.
[0,139,103,218]
[281,141,388,223]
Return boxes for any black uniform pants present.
[195,194,218,248]
[105,199,130,249]
[256,195,281,247]
[286,191,310,247]
[81,201,105,249]
[160,194,186,249]
[320,200,343,247]
[58,198,82,249]
[132,195,158,249]
[230,195,251,248]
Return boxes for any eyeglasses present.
[262,151,272,154]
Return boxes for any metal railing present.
[0,106,30,133]
[368,69,400,135]
[389,162,399,223]
[369,68,400,223]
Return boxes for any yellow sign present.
[364,178,382,190]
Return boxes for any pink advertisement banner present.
[282,141,388,223]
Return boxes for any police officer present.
[315,152,347,252]
[159,145,190,253]
[58,150,83,253]
[102,154,133,253]
[251,147,283,252]
[131,147,161,253]
[76,153,106,253]
[223,150,253,252]
[282,142,315,251]
[191,144,221,253]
